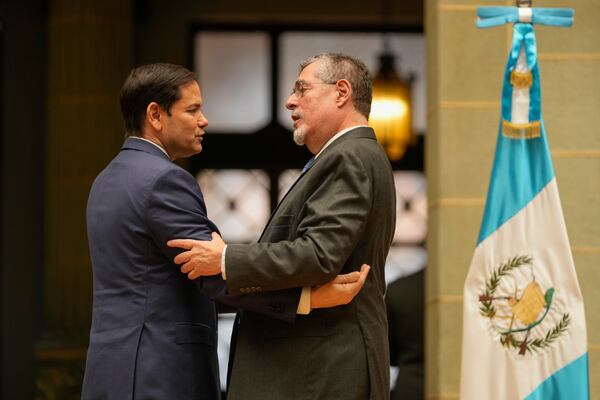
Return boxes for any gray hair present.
[300,53,372,118]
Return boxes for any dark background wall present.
[133,0,422,66]
[1,1,46,399]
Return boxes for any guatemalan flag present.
[460,7,589,399]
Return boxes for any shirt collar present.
[314,125,369,159]
[129,136,171,159]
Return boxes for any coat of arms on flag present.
[460,3,590,399]
[478,254,569,357]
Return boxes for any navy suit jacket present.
[82,138,300,400]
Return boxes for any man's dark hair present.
[120,63,196,136]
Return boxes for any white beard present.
[293,127,306,146]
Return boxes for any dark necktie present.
[301,156,315,174]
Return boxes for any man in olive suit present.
[171,53,396,400]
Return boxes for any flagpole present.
[461,3,587,399]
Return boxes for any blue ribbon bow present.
[476,7,574,29]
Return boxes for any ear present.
[335,79,352,108]
[147,102,163,131]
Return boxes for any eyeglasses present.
[290,80,337,98]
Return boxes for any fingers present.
[180,260,195,274]
[310,263,372,309]
[357,264,370,285]
[347,264,370,296]
[173,251,191,265]
[167,238,196,250]
[333,271,360,284]
[187,269,201,280]
[171,233,223,280]
[331,264,371,285]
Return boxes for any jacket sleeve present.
[146,167,301,322]
[225,149,374,294]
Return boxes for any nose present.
[198,113,208,128]
[285,94,298,110]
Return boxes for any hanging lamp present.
[369,34,414,161]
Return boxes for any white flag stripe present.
[461,178,587,399]
[512,47,531,124]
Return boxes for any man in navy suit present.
[82,63,368,400]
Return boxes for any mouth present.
[291,113,302,127]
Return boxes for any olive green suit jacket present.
[224,127,396,400]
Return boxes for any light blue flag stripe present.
[477,122,555,244]
[469,10,588,400]
[477,23,555,245]
[524,353,590,400]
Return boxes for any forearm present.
[196,276,302,323]
[226,243,328,292]
[224,239,346,294]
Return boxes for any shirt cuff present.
[221,245,227,280]
[296,286,312,315]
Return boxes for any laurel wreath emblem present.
[478,255,570,355]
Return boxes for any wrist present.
[220,245,227,279]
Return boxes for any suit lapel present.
[257,127,377,242]
[257,164,312,242]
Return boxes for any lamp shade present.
[369,53,413,160]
